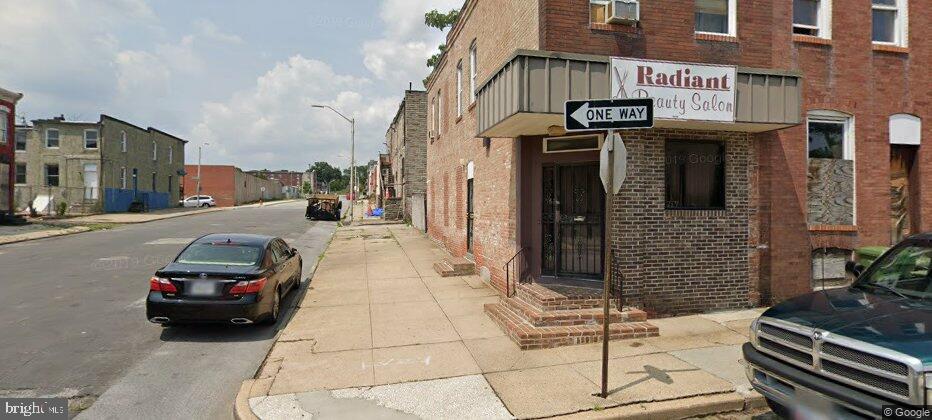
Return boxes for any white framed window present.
[45,164,59,187]
[456,61,463,118]
[590,0,609,25]
[46,128,59,148]
[84,129,98,149]
[0,109,8,143]
[807,110,855,225]
[695,0,736,36]
[872,0,907,46]
[15,163,26,184]
[152,141,157,161]
[469,42,477,104]
[120,166,127,189]
[436,90,443,136]
[793,0,831,38]
[168,145,173,164]
[120,131,127,152]
[15,129,27,151]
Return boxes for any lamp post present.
[312,105,355,206]
[196,142,210,198]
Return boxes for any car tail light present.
[149,277,178,293]
[230,278,267,295]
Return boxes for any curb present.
[0,226,92,246]
[233,380,260,420]
[554,392,765,419]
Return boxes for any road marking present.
[98,256,130,261]
[145,238,194,245]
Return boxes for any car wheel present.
[201,203,209,208]
[765,398,790,419]
[265,288,282,324]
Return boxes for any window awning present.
[475,50,802,138]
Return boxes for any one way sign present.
[564,98,654,131]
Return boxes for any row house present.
[424,0,928,347]
[15,115,187,214]
[0,87,23,222]
[385,89,429,230]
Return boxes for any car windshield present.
[176,243,263,266]
[857,244,932,300]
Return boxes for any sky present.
[0,0,461,171]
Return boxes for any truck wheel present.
[765,398,790,419]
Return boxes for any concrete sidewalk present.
[237,224,766,419]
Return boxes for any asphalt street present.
[0,201,336,419]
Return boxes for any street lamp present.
[312,105,356,204]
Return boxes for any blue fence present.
[104,189,171,212]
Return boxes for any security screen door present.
[542,163,604,279]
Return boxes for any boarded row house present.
[15,115,186,214]
[424,0,928,348]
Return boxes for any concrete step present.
[484,302,658,350]
[432,257,476,277]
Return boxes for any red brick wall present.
[183,165,235,207]
[536,0,931,305]
[426,0,539,291]
[429,0,930,310]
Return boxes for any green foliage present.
[424,9,460,30]
[56,201,67,217]
[302,181,312,194]
[424,8,460,70]
[310,161,342,184]
[426,44,447,68]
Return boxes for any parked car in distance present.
[744,234,932,418]
[180,195,216,207]
[146,234,302,325]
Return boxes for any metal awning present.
[476,50,802,138]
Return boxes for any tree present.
[310,161,341,184]
[302,181,312,194]
[424,8,460,72]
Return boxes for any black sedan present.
[146,233,302,325]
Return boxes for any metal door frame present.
[541,162,604,280]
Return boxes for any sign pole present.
[601,129,614,399]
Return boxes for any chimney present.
[409,82,412,90]
[55,114,65,121]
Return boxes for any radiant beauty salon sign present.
[610,57,736,123]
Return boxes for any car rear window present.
[176,243,263,266]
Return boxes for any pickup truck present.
[744,234,932,418]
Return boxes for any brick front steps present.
[432,257,476,277]
[485,283,658,350]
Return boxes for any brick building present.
[14,114,186,214]
[386,90,429,229]
[183,164,284,207]
[425,0,929,330]
[0,87,23,222]
[247,169,304,188]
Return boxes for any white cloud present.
[194,19,243,44]
[190,55,398,170]
[361,0,461,90]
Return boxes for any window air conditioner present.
[606,0,639,24]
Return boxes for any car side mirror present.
[291,248,298,256]
[845,261,865,277]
